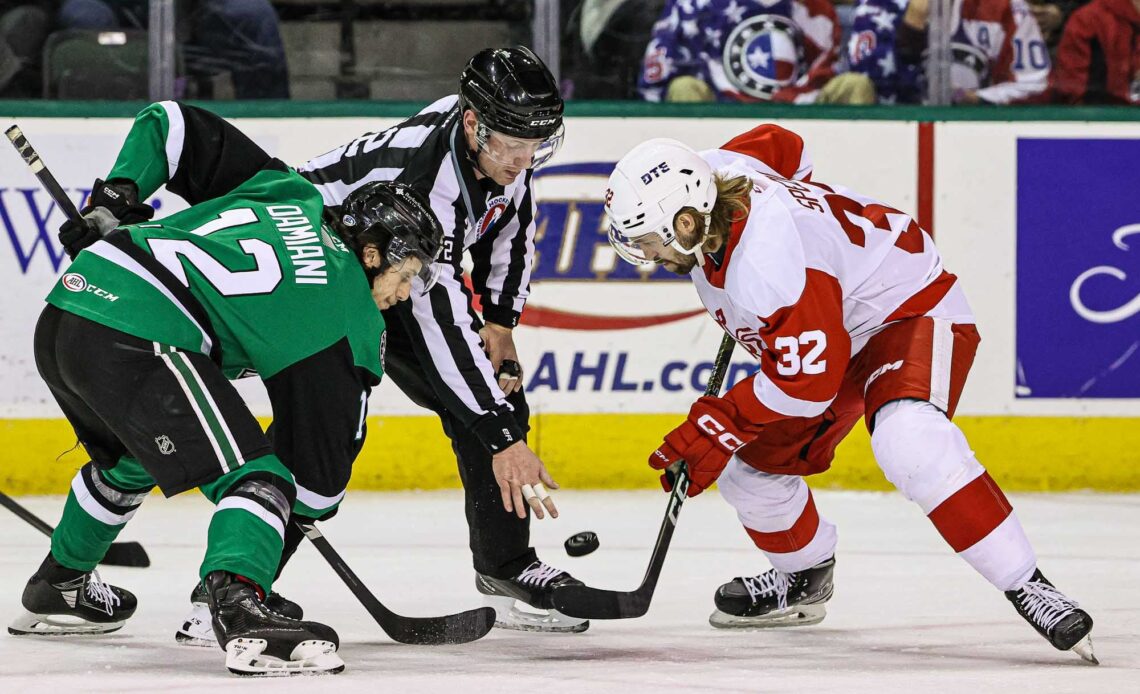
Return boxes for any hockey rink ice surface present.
[1,490,1136,693]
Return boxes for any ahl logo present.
[61,273,87,292]
[154,434,176,455]
[476,195,510,240]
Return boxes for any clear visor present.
[608,225,666,267]
[478,124,564,170]
[386,236,443,295]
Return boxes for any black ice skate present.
[177,579,304,647]
[8,555,137,636]
[1005,568,1097,664]
[710,556,835,629]
[476,560,590,633]
[205,571,342,676]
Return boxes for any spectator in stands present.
[0,1,50,97]
[1050,0,1140,103]
[638,0,844,103]
[562,0,667,99]
[57,0,288,98]
[848,0,1050,104]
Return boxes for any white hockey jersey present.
[694,126,975,421]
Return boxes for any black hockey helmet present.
[336,181,444,292]
[459,46,564,142]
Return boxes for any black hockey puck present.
[564,531,599,557]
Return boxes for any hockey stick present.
[298,522,496,645]
[3,127,151,569]
[5,125,84,222]
[551,333,737,619]
[0,490,151,568]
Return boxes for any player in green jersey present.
[8,101,443,677]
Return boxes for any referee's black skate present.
[205,571,343,676]
[177,579,304,647]
[1005,568,1097,664]
[476,560,589,633]
[710,556,835,629]
[8,554,137,636]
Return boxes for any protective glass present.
[477,123,564,170]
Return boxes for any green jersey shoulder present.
[48,167,384,381]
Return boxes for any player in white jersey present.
[604,125,1097,663]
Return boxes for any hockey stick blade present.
[551,333,736,620]
[99,541,152,568]
[0,491,151,568]
[299,522,495,645]
[552,467,690,619]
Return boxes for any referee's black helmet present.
[458,46,563,140]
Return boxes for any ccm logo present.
[696,414,744,451]
[530,118,558,126]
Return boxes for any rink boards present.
[0,106,1137,493]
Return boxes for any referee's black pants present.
[382,311,537,580]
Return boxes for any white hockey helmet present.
[605,138,717,267]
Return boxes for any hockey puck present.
[564,531,599,557]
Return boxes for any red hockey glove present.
[648,396,761,497]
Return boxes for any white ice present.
[0,490,1136,693]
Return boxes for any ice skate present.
[206,571,343,676]
[476,560,590,633]
[177,579,304,647]
[1005,568,1097,664]
[709,557,835,629]
[8,555,137,636]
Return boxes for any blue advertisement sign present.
[1016,138,1140,398]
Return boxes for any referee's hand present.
[491,442,559,520]
[480,322,524,393]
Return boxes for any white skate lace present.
[516,562,564,588]
[742,570,793,610]
[1017,580,1080,632]
[84,570,121,616]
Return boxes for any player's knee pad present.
[871,399,983,513]
[223,473,296,527]
[718,457,809,527]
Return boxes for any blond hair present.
[673,174,753,252]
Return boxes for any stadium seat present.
[42,29,149,100]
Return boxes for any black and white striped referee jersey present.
[296,94,538,450]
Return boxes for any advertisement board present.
[1016,138,1140,399]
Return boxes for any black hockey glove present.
[58,178,155,259]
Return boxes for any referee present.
[298,46,588,633]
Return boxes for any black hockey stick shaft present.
[5,125,84,222]
[552,333,737,619]
[0,489,150,568]
[298,522,495,645]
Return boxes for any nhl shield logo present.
[722,15,805,99]
[155,434,176,455]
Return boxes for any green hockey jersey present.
[45,102,384,382]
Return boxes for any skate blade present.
[174,631,216,648]
[225,637,344,676]
[1070,635,1099,665]
[708,603,827,630]
[8,610,125,636]
[175,602,216,648]
[482,595,589,633]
